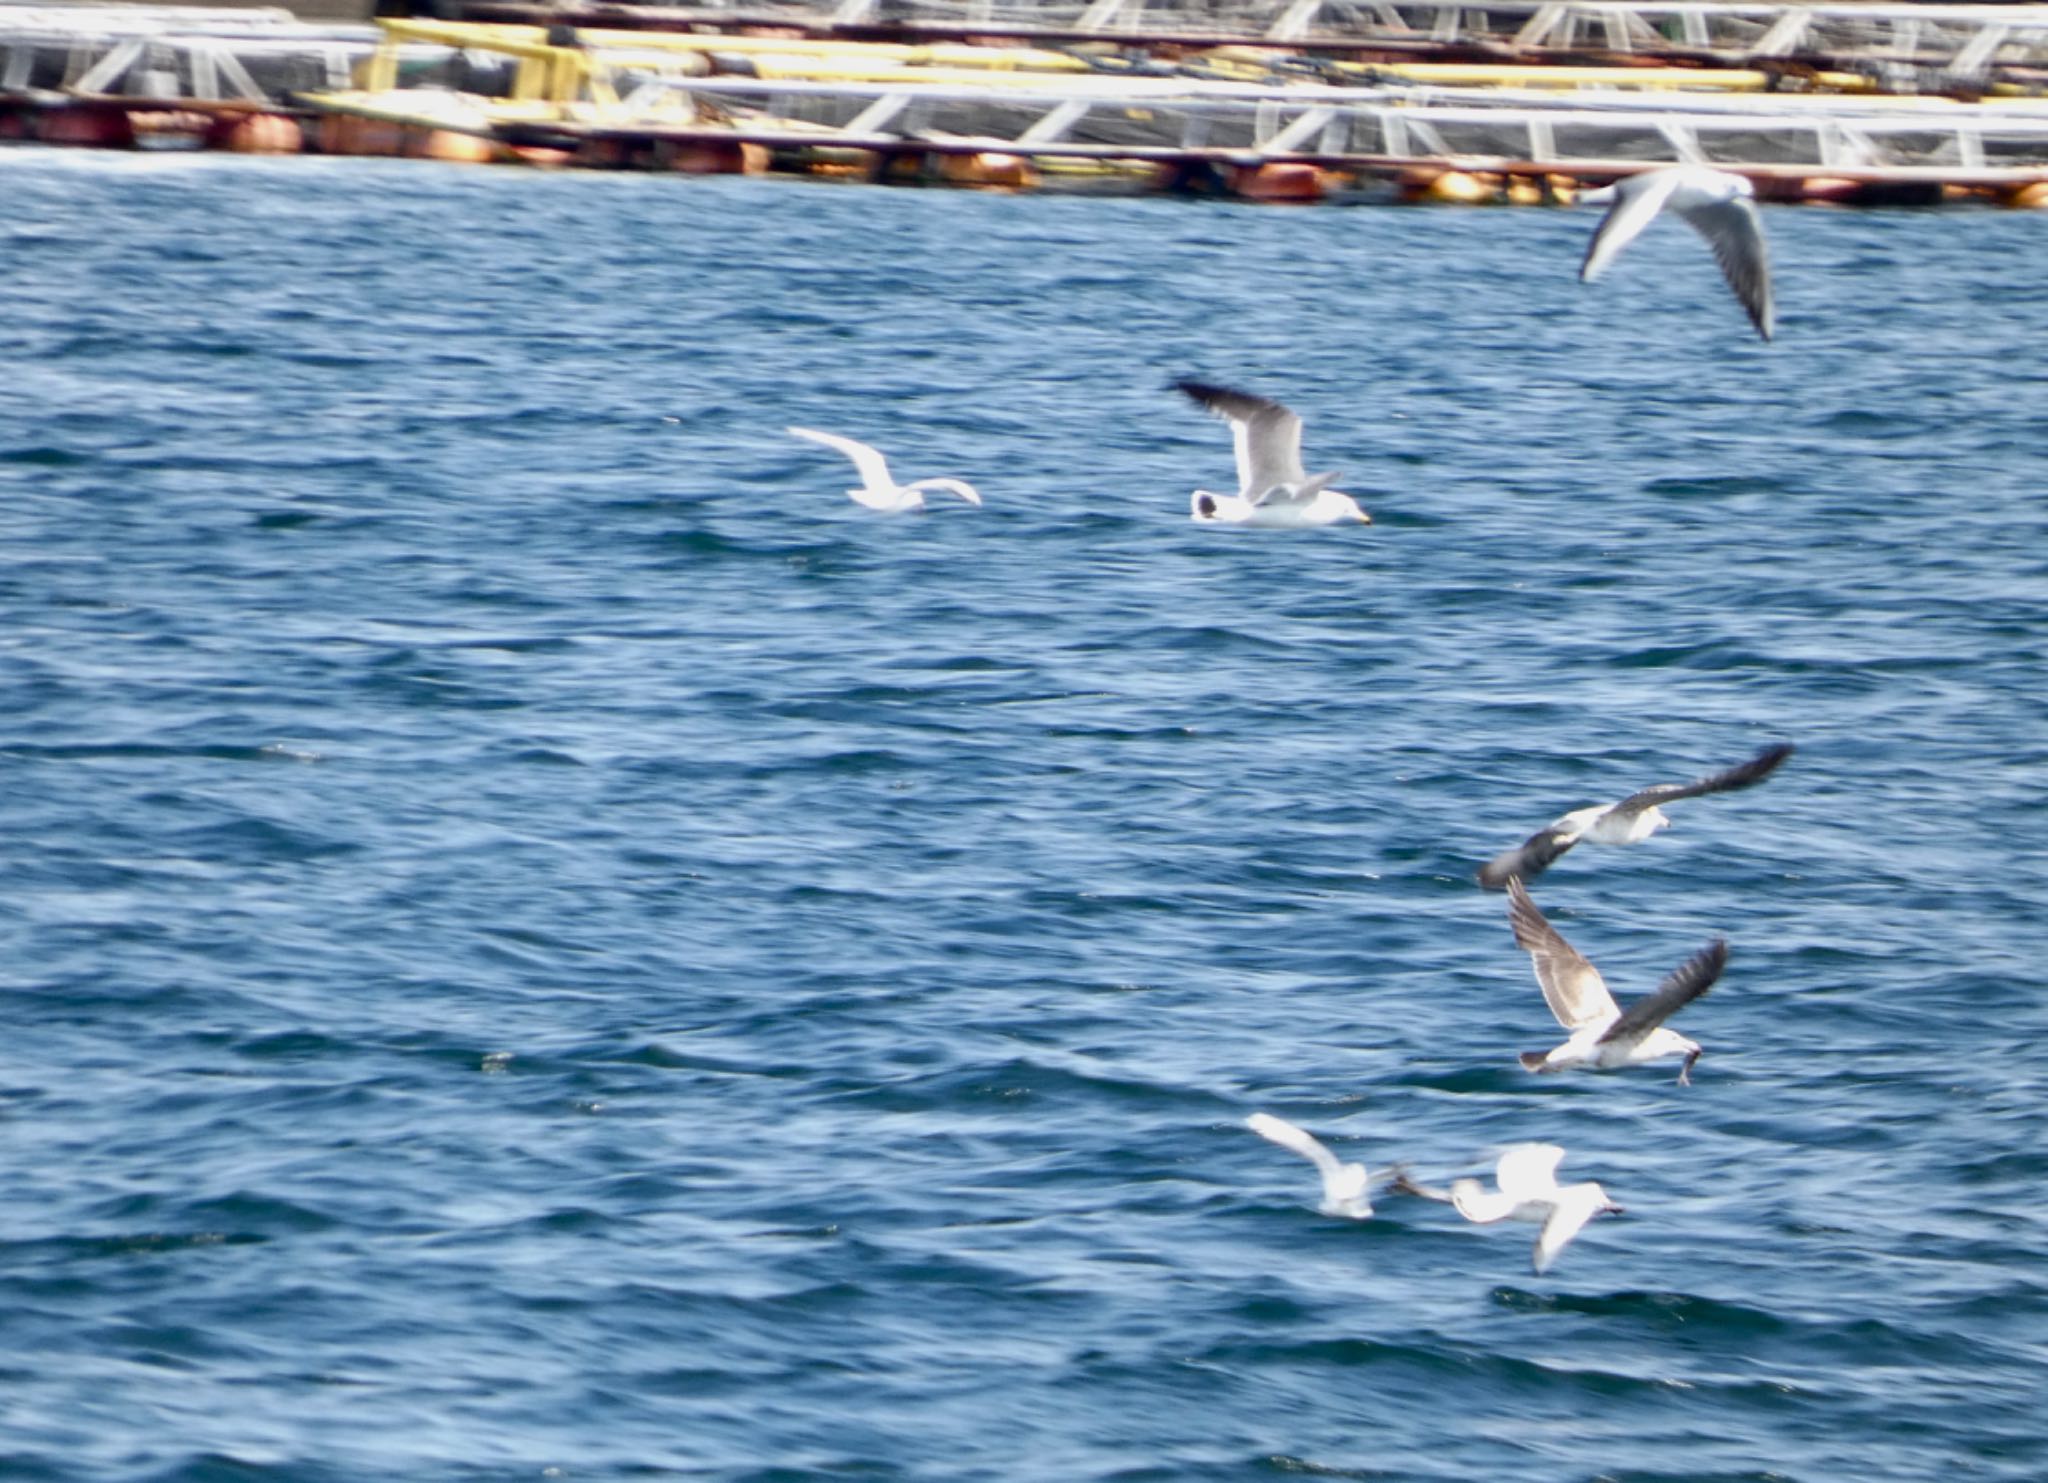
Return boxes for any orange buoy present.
[1230,161,1326,204]
[1417,169,1499,205]
[2000,180,2048,208]
[937,151,1039,190]
[127,109,211,146]
[213,112,303,155]
[669,139,771,175]
[410,127,495,165]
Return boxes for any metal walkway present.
[635,70,2048,173]
[787,0,2048,78]
[0,3,441,102]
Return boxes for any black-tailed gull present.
[1175,381,1370,528]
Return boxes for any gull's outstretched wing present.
[1579,168,1688,284]
[1494,1143,1566,1201]
[1598,938,1727,1046]
[1450,1176,1520,1225]
[904,477,983,506]
[1673,189,1775,341]
[1507,878,1618,1031]
[1246,1113,1343,1181]
[1611,742,1795,819]
[789,426,894,491]
[1176,380,1307,498]
[1247,1113,1369,1215]
[1533,1186,1610,1274]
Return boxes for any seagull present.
[1245,1113,1376,1218]
[1476,742,1794,890]
[1175,381,1371,528]
[1578,165,1775,341]
[1447,1144,1623,1275]
[1507,877,1726,1085]
[787,427,982,512]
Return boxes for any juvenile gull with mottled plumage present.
[1507,877,1726,1085]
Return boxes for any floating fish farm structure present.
[12,0,2048,203]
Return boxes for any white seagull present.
[787,427,982,512]
[1447,1144,1623,1275]
[1476,742,1794,890]
[1579,165,1775,341]
[1175,381,1371,528]
[1245,1113,1376,1219]
[1507,877,1726,1085]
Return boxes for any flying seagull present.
[1507,877,1726,1085]
[1245,1113,1377,1218]
[1579,165,1775,341]
[1476,742,1794,890]
[787,427,982,512]
[1175,381,1371,528]
[1446,1144,1623,1275]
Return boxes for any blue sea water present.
[1,147,2045,1482]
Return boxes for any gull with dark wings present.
[1579,165,1775,342]
[1175,380,1371,528]
[1476,742,1794,890]
[1507,877,1726,1085]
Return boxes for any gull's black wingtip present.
[1476,858,1516,891]
[1740,741,1796,783]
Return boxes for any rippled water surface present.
[2,150,2045,1482]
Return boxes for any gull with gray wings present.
[1579,165,1776,342]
